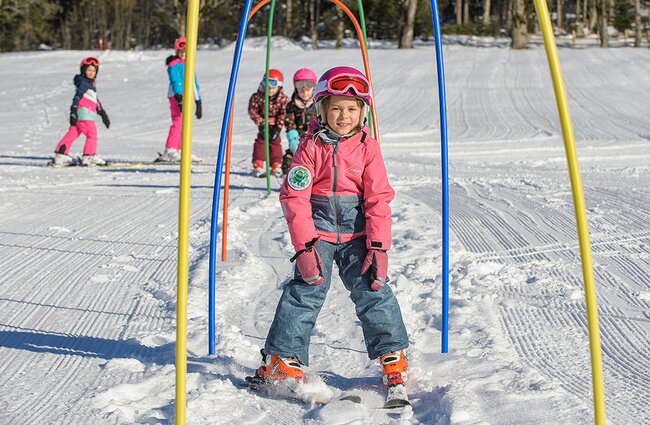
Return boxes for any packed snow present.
[0,38,649,425]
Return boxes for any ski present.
[46,157,143,169]
[243,375,361,406]
[151,159,214,167]
[383,384,410,409]
[96,162,143,169]
[153,152,212,166]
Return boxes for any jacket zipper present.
[332,139,341,244]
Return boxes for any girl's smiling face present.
[85,65,97,79]
[325,96,362,136]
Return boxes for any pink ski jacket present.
[280,120,395,252]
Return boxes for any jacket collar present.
[307,118,370,146]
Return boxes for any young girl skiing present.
[281,68,318,174]
[158,37,203,163]
[250,67,410,406]
[248,69,289,177]
[52,56,110,166]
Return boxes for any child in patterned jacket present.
[52,56,110,166]
[248,69,289,177]
[281,68,318,175]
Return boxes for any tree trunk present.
[483,0,492,24]
[309,0,319,49]
[285,0,292,37]
[456,0,463,25]
[400,0,417,48]
[576,0,581,22]
[598,0,608,47]
[174,0,185,37]
[335,8,343,49]
[589,0,598,31]
[504,0,513,30]
[557,0,564,30]
[464,0,470,25]
[511,0,528,49]
[634,0,641,47]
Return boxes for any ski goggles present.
[295,80,315,90]
[82,57,99,67]
[261,78,282,88]
[176,40,186,50]
[327,74,371,97]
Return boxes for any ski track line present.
[496,261,650,424]
[606,254,650,291]
[399,153,649,424]
[0,182,190,423]
[444,181,534,254]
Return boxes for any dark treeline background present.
[1,0,648,52]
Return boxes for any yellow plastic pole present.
[532,1,606,423]
[175,0,200,424]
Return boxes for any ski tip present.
[244,375,265,385]
[383,399,410,409]
[339,394,361,404]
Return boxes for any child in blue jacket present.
[158,37,203,163]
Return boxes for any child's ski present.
[243,375,361,406]
[96,161,143,169]
[383,384,410,409]
[153,153,210,166]
[46,157,142,169]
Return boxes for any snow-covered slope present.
[0,41,648,424]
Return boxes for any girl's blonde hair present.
[319,96,366,133]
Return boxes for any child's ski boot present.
[249,349,305,384]
[252,160,266,178]
[271,162,283,178]
[81,154,107,166]
[155,148,181,163]
[380,350,410,408]
[50,153,74,167]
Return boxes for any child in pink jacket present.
[157,37,203,163]
[250,67,410,402]
[52,56,110,166]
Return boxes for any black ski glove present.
[269,125,281,141]
[98,109,110,129]
[69,106,78,126]
[195,100,202,119]
[174,93,183,109]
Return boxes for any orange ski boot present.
[256,351,305,383]
[380,350,408,387]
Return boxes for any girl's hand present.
[98,110,110,129]
[361,249,388,290]
[290,238,324,286]
[69,106,78,126]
